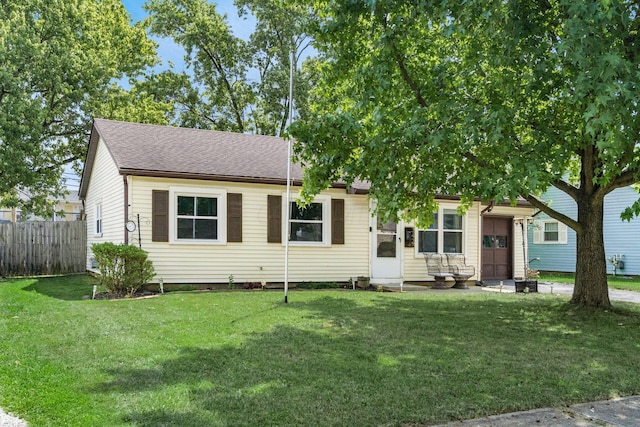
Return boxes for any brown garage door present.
[482,217,513,281]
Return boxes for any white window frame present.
[282,193,331,246]
[533,219,568,244]
[415,204,466,257]
[169,186,227,245]
[543,221,559,242]
[94,203,102,236]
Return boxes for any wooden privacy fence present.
[0,221,86,276]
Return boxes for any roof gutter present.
[116,168,371,194]
[123,174,129,245]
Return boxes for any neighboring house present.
[52,190,83,221]
[79,119,535,285]
[528,185,640,275]
[0,190,82,223]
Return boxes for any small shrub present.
[243,282,262,289]
[92,242,155,297]
[297,282,340,289]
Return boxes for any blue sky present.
[121,0,256,71]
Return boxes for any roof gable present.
[79,119,369,199]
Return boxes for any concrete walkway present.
[384,281,640,304]
[434,395,640,426]
[0,408,26,427]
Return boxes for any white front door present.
[371,216,402,284]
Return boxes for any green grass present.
[2,275,640,426]
[539,272,640,292]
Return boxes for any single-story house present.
[528,185,640,276]
[79,119,535,286]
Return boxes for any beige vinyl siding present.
[84,137,125,269]
[402,201,481,282]
[130,177,370,284]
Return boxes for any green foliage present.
[297,281,340,289]
[292,0,640,305]
[0,0,165,217]
[91,243,155,297]
[144,0,315,136]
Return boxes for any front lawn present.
[2,275,640,426]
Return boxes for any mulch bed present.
[91,290,160,300]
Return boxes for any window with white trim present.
[543,222,559,242]
[417,213,438,253]
[417,208,464,254]
[170,187,226,244]
[284,195,330,245]
[533,219,568,244]
[94,203,102,236]
[290,202,323,242]
[177,195,218,239]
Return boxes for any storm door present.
[371,217,402,284]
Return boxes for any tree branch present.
[380,12,429,109]
[522,193,581,232]
[390,43,429,109]
[296,37,312,58]
[200,45,245,132]
[602,168,639,194]
[550,178,579,201]
[33,156,80,174]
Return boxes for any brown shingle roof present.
[79,119,369,198]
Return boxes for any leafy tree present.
[0,0,164,217]
[145,0,252,132]
[236,0,315,135]
[94,82,174,126]
[292,0,640,308]
[144,0,315,135]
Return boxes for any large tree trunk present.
[570,193,611,308]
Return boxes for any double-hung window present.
[417,207,464,254]
[170,187,226,243]
[533,219,567,244]
[442,209,463,253]
[290,202,323,242]
[543,222,559,242]
[284,194,330,245]
[177,196,218,240]
[94,203,102,236]
[417,213,438,253]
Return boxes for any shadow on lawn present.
[91,295,640,426]
[22,274,97,301]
